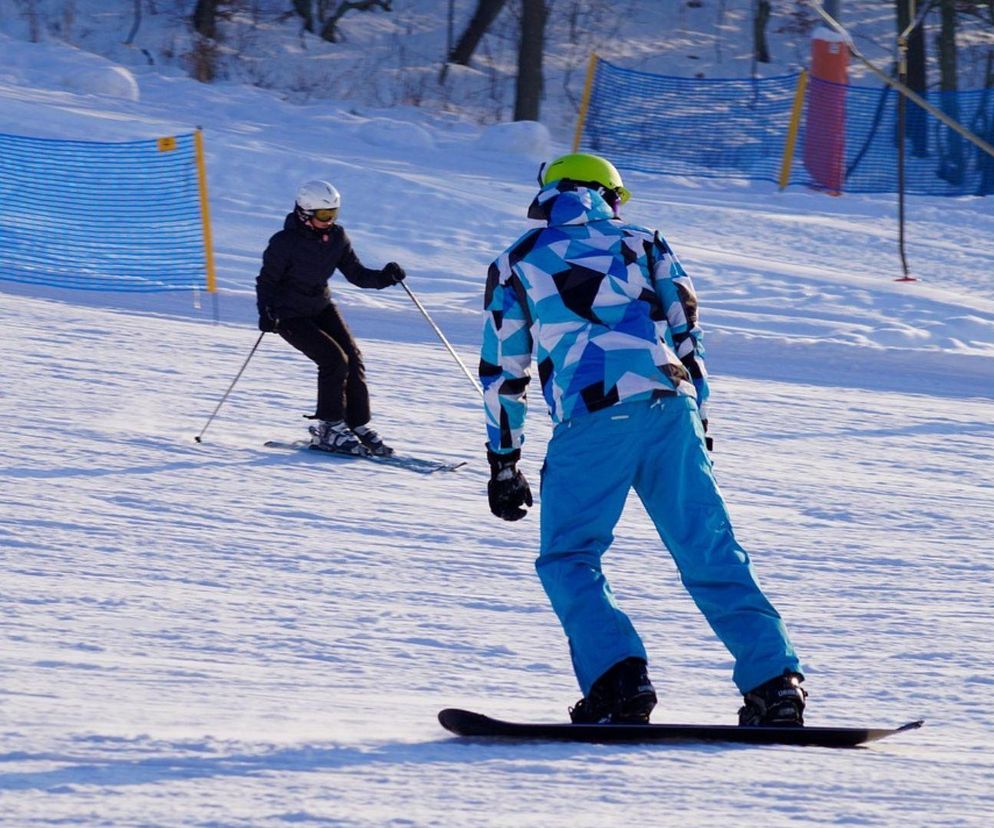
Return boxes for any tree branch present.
[319,0,392,43]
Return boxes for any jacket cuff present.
[486,446,520,471]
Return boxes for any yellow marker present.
[194,129,217,293]
[572,53,599,153]
[779,70,809,191]
[157,136,177,152]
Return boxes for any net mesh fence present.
[0,131,208,292]
[579,58,994,197]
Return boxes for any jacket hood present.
[526,181,616,225]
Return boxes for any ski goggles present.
[307,208,339,222]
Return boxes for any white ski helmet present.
[295,180,341,212]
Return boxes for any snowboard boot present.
[352,424,394,456]
[569,657,657,724]
[738,671,807,727]
[309,420,368,456]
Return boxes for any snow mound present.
[63,65,140,101]
[476,120,552,160]
[0,33,139,102]
[358,117,434,150]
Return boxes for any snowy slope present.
[2,12,994,828]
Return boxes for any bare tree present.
[514,0,546,121]
[320,0,392,43]
[291,1,393,43]
[191,0,221,39]
[125,0,142,45]
[753,0,772,63]
[18,0,42,42]
[983,1,994,90]
[447,0,509,66]
[292,0,315,32]
[936,0,964,183]
[936,0,962,93]
[896,0,928,156]
[189,0,224,81]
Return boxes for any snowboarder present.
[480,153,806,726]
[256,180,406,456]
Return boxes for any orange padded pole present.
[803,28,849,195]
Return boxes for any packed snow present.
[2,3,994,826]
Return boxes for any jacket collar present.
[526,181,616,225]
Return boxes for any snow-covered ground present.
[3,8,994,827]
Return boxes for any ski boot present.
[569,657,657,724]
[352,424,394,456]
[309,420,368,455]
[738,671,807,727]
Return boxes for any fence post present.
[194,127,216,294]
[779,70,809,190]
[572,53,599,153]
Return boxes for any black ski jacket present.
[256,212,396,320]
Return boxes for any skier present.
[256,180,406,456]
[480,153,807,726]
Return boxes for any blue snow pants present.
[536,395,801,696]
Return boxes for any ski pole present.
[194,332,266,443]
[401,280,483,397]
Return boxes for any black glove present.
[487,448,533,521]
[702,419,714,453]
[258,307,278,333]
[383,262,406,284]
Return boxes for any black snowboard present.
[438,708,923,748]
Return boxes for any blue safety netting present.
[0,131,209,291]
[578,58,994,197]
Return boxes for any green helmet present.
[540,152,631,204]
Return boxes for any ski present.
[437,708,924,748]
[264,440,466,474]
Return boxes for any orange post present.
[803,28,849,195]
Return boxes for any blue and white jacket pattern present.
[481,182,710,454]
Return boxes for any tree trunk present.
[936,0,958,94]
[125,0,142,45]
[897,0,928,156]
[319,0,392,44]
[191,0,220,39]
[514,0,546,121]
[753,0,772,64]
[448,0,508,66]
[979,50,994,195]
[936,0,963,184]
[292,0,315,33]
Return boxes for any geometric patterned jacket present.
[480,181,709,455]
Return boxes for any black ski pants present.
[277,304,371,426]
